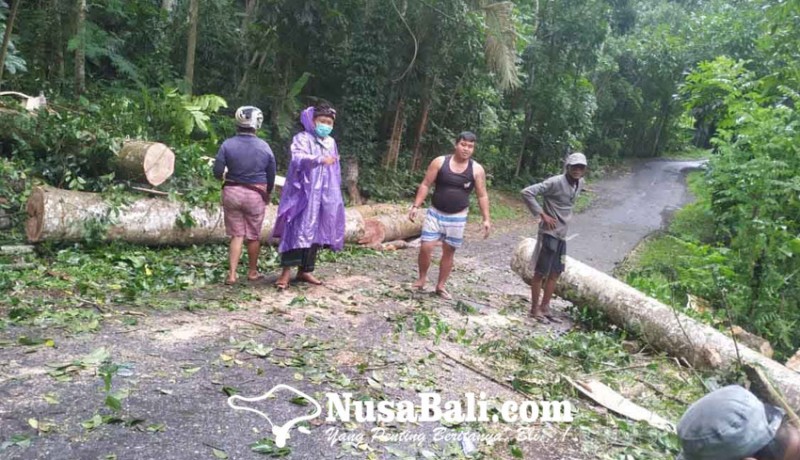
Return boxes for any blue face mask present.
[315,123,333,138]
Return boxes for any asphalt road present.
[567,159,707,274]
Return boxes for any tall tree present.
[0,0,21,86]
[74,0,86,95]
[49,0,64,82]
[184,0,199,94]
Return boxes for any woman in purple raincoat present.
[272,104,345,289]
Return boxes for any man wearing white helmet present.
[520,152,587,323]
[213,106,276,285]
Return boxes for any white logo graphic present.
[227,384,323,447]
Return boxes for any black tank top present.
[432,155,475,213]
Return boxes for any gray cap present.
[677,385,785,460]
[566,152,587,166]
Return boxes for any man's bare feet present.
[295,271,323,285]
[411,279,426,290]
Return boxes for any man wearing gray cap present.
[677,385,800,460]
[521,152,587,323]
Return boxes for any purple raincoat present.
[271,107,346,253]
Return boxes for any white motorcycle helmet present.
[235,106,264,129]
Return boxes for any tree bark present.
[383,96,405,170]
[0,0,21,86]
[50,0,65,82]
[515,106,534,177]
[234,0,257,97]
[344,157,363,206]
[25,187,421,247]
[74,0,86,96]
[112,141,176,186]
[358,212,424,247]
[511,238,800,412]
[184,0,199,94]
[411,94,431,172]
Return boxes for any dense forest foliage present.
[1,0,768,186]
[1,0,799,355]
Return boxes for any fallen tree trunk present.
[27,185,237,245]
[25,186,417,247]
[112,141,175,186]
[511,237,800,413]
[354,204,410,219]
[358,212,426,247]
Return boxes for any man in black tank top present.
[407,132,492,300]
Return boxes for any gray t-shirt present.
[521,174,584,239]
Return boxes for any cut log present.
[0,244,35,255]
[511,237,800,413]
[370,213,424,242]
[354,204,410,219]
[113,141,175,186]
[26,185,238,245]
[357,209,425,247]
[24,186,413,247]
[0,91,47,112]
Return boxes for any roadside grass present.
[658,147,711,161]
[618,170,709,281]
[614,170,732,339]
[573,187,594,214]
[469,190,527,223]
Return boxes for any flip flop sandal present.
[435,289,453,300]
[295,276,324,286]
[532,315,551,324]
[544,314,562,324]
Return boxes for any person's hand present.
[408,205,419,222]
[482,220,491,239]
[540,213,557,230]
[321,155,337,166]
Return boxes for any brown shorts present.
[222,185,266,240]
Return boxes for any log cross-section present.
[113,141,176,186]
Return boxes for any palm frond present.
[482,1,520,90]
